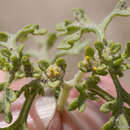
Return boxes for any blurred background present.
[0,0,130,86]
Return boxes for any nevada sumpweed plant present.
[0,0,130,129]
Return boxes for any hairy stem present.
[57,82,72,112]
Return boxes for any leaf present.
[48,80,61,88]
[33,28,47,35]
[100,100,117,113]
[16,24,46,42]
[68,98,79,111]
[56,20,72,32]
[46,32,57,49]
[0,32,9,42]
[102,116,116,130]
[94,41,104,54]
[124,41,130,58]
[57,31,82,50]
[78,103,86,112]
[116,114,129,130]
[0,48,11,58]
[52,40,89,63]
[78,61,88,72]
[38,60,50,71]
[0,88,18,123]
[85,46,95,57]
[109,42,121,55]
[72,8,91,24]
[56,57,66,71]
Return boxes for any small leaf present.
[72,8,91,24]
[33,28,47,35]
[38,60,50,71]
[46,32,57,49]
[109,42,121,55]
[0,48,11,58]
[85,46,95,57]
[94,41,104,54]
[56,57,66,71]
[78,103,86,112]
[102,116,115,130]
[0,88,18,123]
[0,32,9,42]
[124,41,130,58]
[48,80,61,88]
[78,61,88,72]
[57,31,82,50]
[68,98,78,111]
[113,58,123,66]
[100,100,117,113]
[116,114,129,130]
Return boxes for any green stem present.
[91,85,114,101]
[57,82,71,112]
[3,87,37,130]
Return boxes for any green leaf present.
[38,60,50,71]
[0,32,9,42]
[16,24,44,42]
[53,40,89,62]
[116,114,129,130]
[100,100,117,113]
[0,88,18,123]
[95,64,108,76]
[72,8,91,24]
[57,31,82,50]
[113,58,123,66]
[85,46,95,57]
[0,48,11,58]
[78,61,88,72]
[56,57,66,71]
[102,116,116,130]
[79,103,86,112]
[124,41,130,58]
[21,55,33,76]
[109,42,121,55]
[68,98,78,111]
[46,32,57,49]
[48,80,61,88]
[94,41,104,54]
[0,83,5,91]
[33,28,47,35]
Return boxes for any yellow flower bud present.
[85,56,90,61]
[93,67,97,71]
